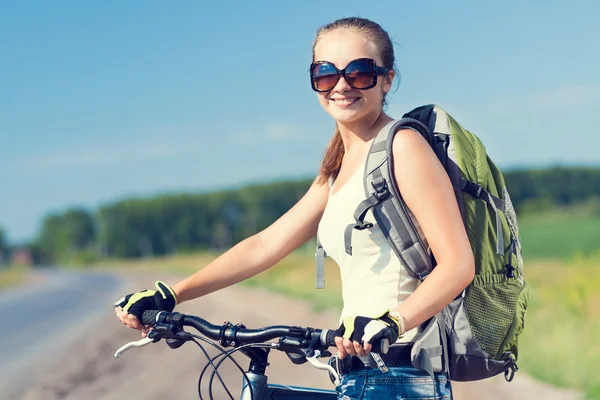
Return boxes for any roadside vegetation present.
[519,199,600,260]
[0,265,28,290]
[21,167,600,266]
[518,255,600,398]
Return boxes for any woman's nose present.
[331,74,352,93]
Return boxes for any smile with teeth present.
[330,97,359,105]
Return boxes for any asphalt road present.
[0,268,122,398]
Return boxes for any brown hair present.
[314,17,397,185]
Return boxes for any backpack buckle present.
[371,179,391,201]
[505,264,516,278]
[354,222,374,230]
[459,178,484,198]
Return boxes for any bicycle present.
[114,310,395,399]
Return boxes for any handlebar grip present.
[323,329,391,354]
[324,329,338,347]
[142,310,161,326]
[375,332,391,355]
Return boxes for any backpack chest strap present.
[343,178,391,256]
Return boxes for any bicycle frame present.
[240,359,337,399]
[243,376,337,399]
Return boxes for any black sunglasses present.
[310,58,389,92]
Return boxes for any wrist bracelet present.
[388,310,406,336]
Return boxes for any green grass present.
[0,265,28,290]
[519,203,600,260]
[96,250,343,312]
[95,252,218,274]
[518,255,600,399]
[242,252,342,312]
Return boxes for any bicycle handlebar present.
[141,310,390,354]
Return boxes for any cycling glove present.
[335,311,402,345]
[114,281,177,322]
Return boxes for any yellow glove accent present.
[155,281,178,304]
[370,310,404,337]
[123,290,154,312]
[342,316,356,339]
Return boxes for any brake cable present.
[203,342,275,400]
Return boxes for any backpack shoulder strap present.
[346,118,434,281]
[316,118,434,288]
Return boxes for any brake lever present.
[305,350,341,386]
[114,337,156,359]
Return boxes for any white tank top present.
[317,158,424,343]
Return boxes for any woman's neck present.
[337,112,393,154]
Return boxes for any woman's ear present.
[383,70,395,94]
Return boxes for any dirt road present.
[13,271,582,400]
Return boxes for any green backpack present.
[316,104,529,383]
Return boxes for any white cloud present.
[530,84,600,112]
[12,139,203,171]
[265,122,295,140]
[229,122,297,144]
[483,83,600,115]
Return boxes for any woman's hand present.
[335,336,373,359]
[333,312,401,359]
[113,281,177,336]
[115,306,153,337]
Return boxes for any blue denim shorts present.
[336,364,451,400]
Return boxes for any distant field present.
[243,252,343,311]
[0,265,28,290]
[519,205,600,260]
[518,256,600,399]
[97,250,343,311]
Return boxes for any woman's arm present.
[171,176,330,303]
[390,128,475,331]
[336,128,475,359]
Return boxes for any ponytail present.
[317,128,344,185]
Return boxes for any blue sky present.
[1,0,599,243]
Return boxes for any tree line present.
[0,227,8,265]
[5,166,600,266]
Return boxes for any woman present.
[115,17,474,399]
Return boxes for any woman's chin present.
[328,108,365,124]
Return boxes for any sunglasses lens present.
[311,63,339,91]
[345,59,376,89]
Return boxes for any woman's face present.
[313,28,394,125]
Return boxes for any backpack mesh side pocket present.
[464,274,522,358]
